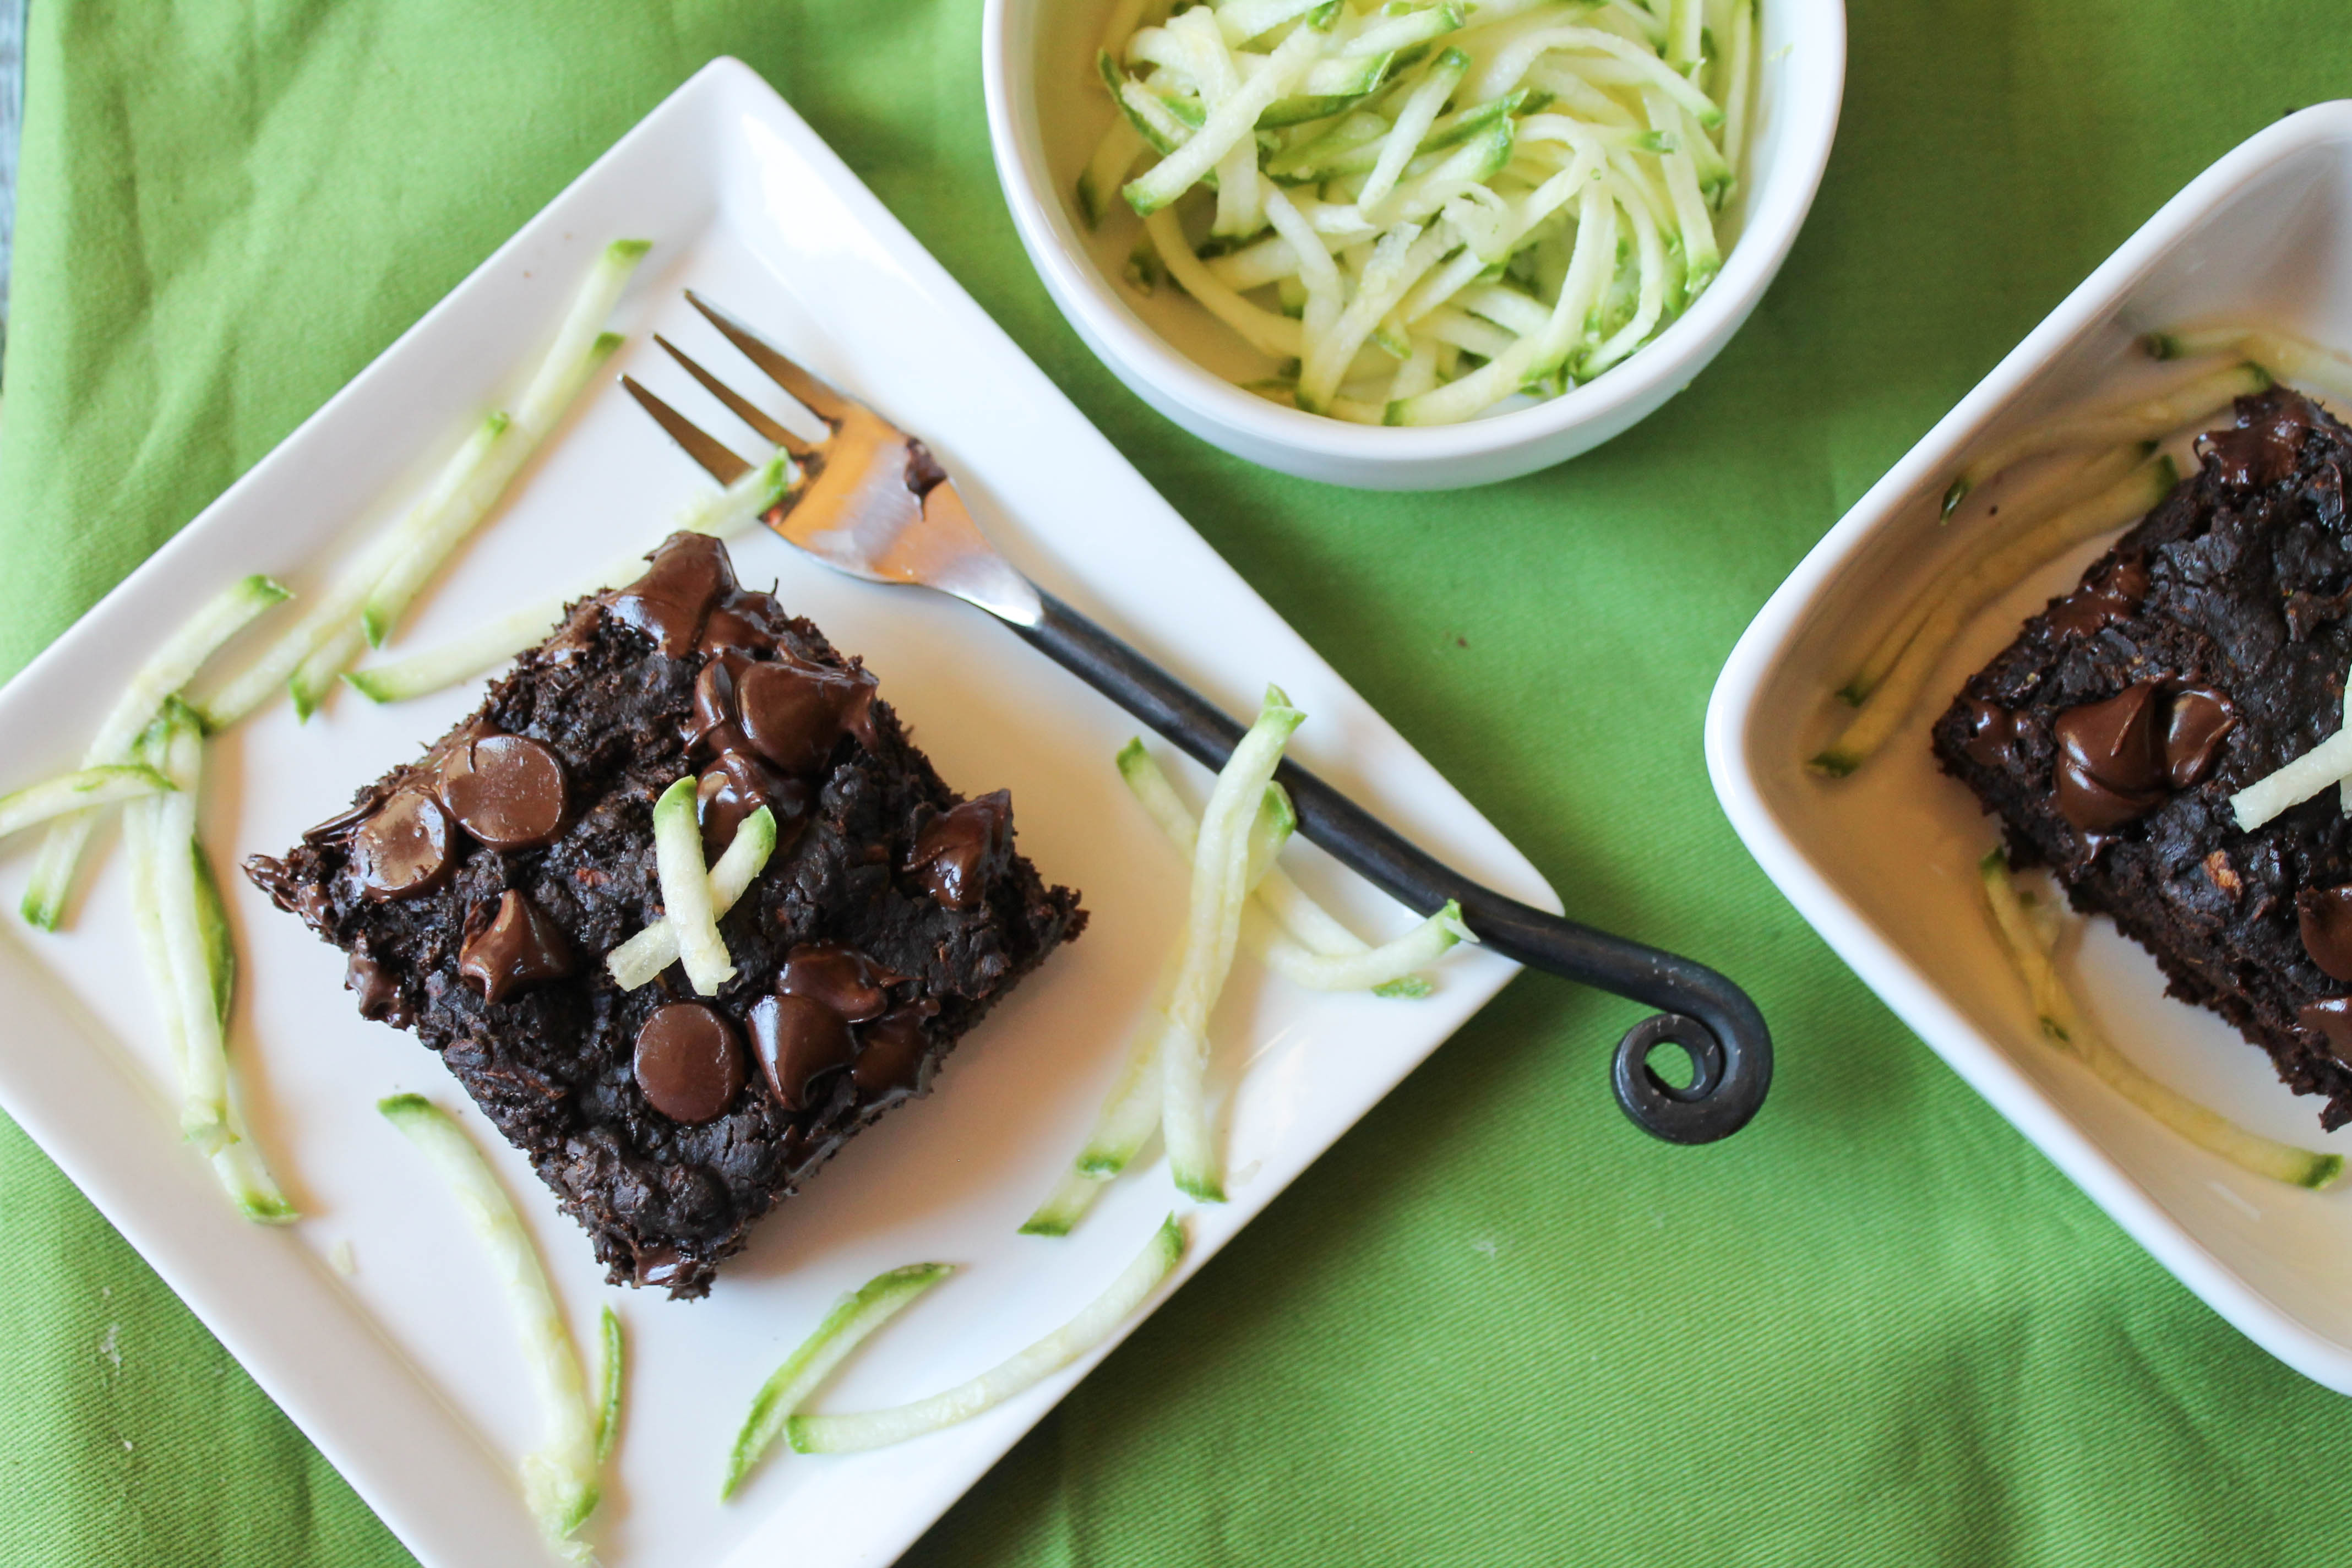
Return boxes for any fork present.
[620,291,1772,1145]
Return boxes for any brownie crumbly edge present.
[1930,388,2352,1129]
[247,535,1085,1297]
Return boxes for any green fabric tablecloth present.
[5,2,2351,1562]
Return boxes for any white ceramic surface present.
[0,61,1561,1567]
[982,0,1847,490]
[1707,104,2352,1394]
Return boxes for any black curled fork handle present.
[1012,592,1775,1144]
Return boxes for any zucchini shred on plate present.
[1079,0,1758,424]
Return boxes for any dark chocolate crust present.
[247,541,1084,1297]
[1931,388,2352,1129]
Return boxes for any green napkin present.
[7,2,2352,1563]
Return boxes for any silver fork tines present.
[651,335,807,456]
[623,295,1043,624]
[620,373,754,484]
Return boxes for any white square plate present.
[0,60,1556,1567]
[1706,103,2352,1395]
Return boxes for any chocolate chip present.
[441,734,569,852]
[634,1002,748,1124]
[2051,683,2169,832]
[352,790,456,902]
[688,653,750,753]
[697,750,800,860]
[634,1244,688,1288]
[2300,885,2352,982]
[2163,687,2236,789]
[2043,556,2151,639]
[302,797,381,844]
[852,1002,938,1104]
[748,992,855,1112]
[345,951,410,1027]
[906,792,1010,910]
[2301,996,2352,1065]
[457,890,576,1004]
[610,533,739,658]
[778,943,898,1022]
[697,605,778,658]
[736,655,879,775]
[1959,699,2025,771]
[2204,396,2317,489]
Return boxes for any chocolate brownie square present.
[1931,388,2352,1128]
[248,533,1085,1296]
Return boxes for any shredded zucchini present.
[1980,852,2342,1191]
[1089,0,1747,423]
[723,1263,951,1497]
[2144,322,2352,415]
[607,806,777,990]
[788,1218,1183,1455]
[1837,443,2153,708]
[1155,691,1306,1201]
[1114,738,1471,992]
[344,454,792,706]
[2229,710,2352,832]
[122,710,295,1221]
[650,775,736,995]
[593,1306,624,1466]
[1940,363,2267,518]
[21,573,289,930]
[1021,767,1297,1237]
[379,1095,604,1556]
[1812,457,2179,777]
[0,765,174,842]
[196,240,651,730]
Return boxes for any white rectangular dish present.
[1707,102,2352,1395]
[0,59,1558,1566]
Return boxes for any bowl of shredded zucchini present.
[983,0,1844,488]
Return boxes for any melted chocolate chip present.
[457,890,576,1004]
[2300,996,2352,1065]
[904,438,950,498]
[634,1244,687,1288]
[2204,396,2317,489]
[2300,885,2352,982]
[302,798,380,844]
[697,603,779,658]
[345,951,410,1027]
[2163,687,2236,788]
[288,881,332,928]
[2043,557,2152,639]
[634,1002,748,1124]
[689,654,751,753]
[2051,683,2169,833]
[610,533,739,658]
[748,992,857,1111]
[698,751,797,859]
[778,943,897,1023]
[736,655,880,775]
[852,1001,939,1104]
[352,790,456,902]
[247,853,334,928]
[1960,699,2026,771]
[440,733,570,852]
[906,792,1011,910]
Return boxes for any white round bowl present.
[982,0,1848,490]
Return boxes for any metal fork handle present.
[1008,591,1772,1145]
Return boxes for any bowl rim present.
[981,0,1849,462]
[1704,100,2352,1395]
